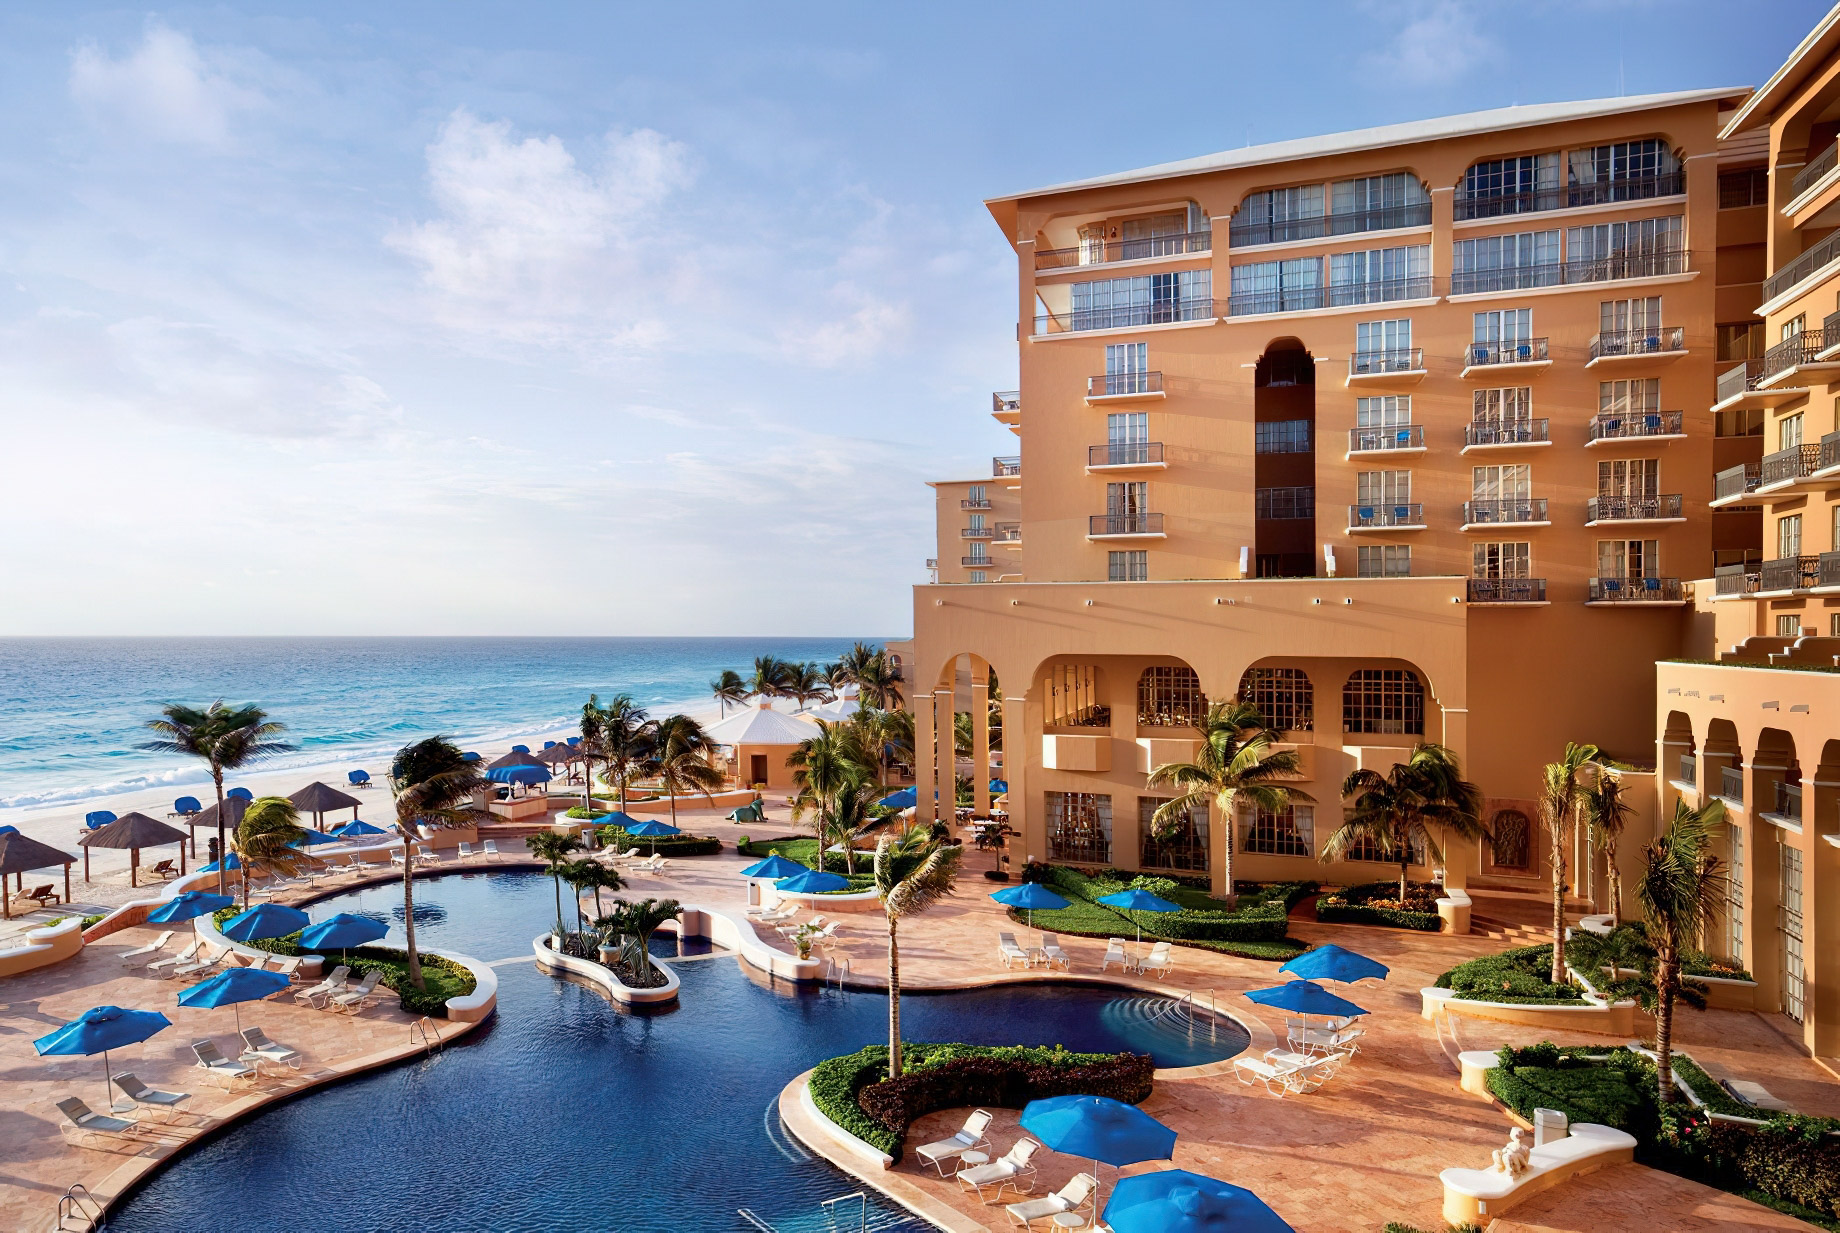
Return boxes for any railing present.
[1453,171,1685,219]
[1560,249,1688,284]
[1086,370,1164,398]
[1587,410,1682,442]
[992,455,1020,476]
[1824,431,1840,473]
[1324,275,1434,306]
[1763,229,1840,302]
[1348,503,1424,528]
[1763,330,1833,378]
[1822,550,1840,588]
[1792,138,1840,199]
[1720,766,1744,804]
[1762,443,1822,486]
[1451,264,1561,294]
[1716,360,1765,402]
[1714,462,1762,500]
[1348,347,1423,376]
[1677,754,1696,786]
[1713,563,1760,595]
[1350,425,1426,452]
[1774,782,1804,821]
[56,1184,104,1233]
[1588,576,1684,602]
[924,557,938,570]
[1088,442,1165,467]
[1228,286,1322,315]
[961,525,994,539]
[1466,418,1550,447]
[992,523,1021,543]
[1036,298,1217,334]
[1462,497,1549,525]
[992,390,1020,417]
[1589,325,1685,359]
[1088,512,1164,535]
[1462,337,1550,367]
[1467,577,1547,603]
[960,496,991,510]
[1036,228,1212,269]
[410,1016,444,1054]
[1587,493,1682,521]
[959,554,991,567]
[1759,555,1819,591]
[1229,201,1432,246]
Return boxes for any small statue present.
[1490,1127,1531,1178]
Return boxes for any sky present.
[0,1,1825,637]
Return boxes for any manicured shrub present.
[593,827,721,857]
[1486,1044,1654,1135]
[1315,880,1442,931]
[1010,865,1310,960]
[1673,1113,1840,1220]
[1435,944,1583,1004]
[208,907,477,1017]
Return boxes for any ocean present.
[0,637,876,811]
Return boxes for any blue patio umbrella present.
[226,787,253,801]
[84,810,117,829]
[739,854,805,879]
[1096,887,1181,946]
[1245,979,1368,1042]
[1021,1093,1176,1215]
[626,818,681,855]
[0,825,16,836]
[990,881,1069,927]
[486,764,550,786]
[600,810,645,830]
[461,751,481,763]
[543,741,557,749]
[146,890,234,924]
[198,852,242,873]
[1102,1169,1293,1233]
[566,737,580,747]
[511,744,530,754]
[299,912,388,956]
[35,1005,172,1110]
[291,829,340,848]
[178,966,291,1035]
[1279,944,1389,985]
[878,787,917,809]
[221,902,309,942]
[775,868,849,894]
[989,779,1009,794]
[332,819,387,839]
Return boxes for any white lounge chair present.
[268,955,303,981]
[1233,1053,1324,1097]
[111,1071,191,1114]
[390,848,413,868]
[191,1038,255,1084]
[957,1137,1039,1202]
[241,1026,302,1069]
[997,932,1031,969]
[57,1097,141,1141]
[147,939,202,977]
[1004,1172,1096,1228]
[414,843,444,865]
[482,839,501,861]
[171,944,225,980]
[1140,940,1173,978]
[1100,938,1130,972]
[1038,934,1070,971]
[119,930,175,967]
[329,970,384,1013]
[1292,1024,1364,1056]
[294,964,350,1007]
[778,915,824,940]
[457,842,476,860]
[914,1108,993,1176]
[755,904,797,926]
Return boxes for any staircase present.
[1468,912,1553,946]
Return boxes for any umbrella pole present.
[84,847,90,884]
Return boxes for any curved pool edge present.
[532,932,681,1004]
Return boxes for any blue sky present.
[0,1,1824,637]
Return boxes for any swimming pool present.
[108,871,1247,1232]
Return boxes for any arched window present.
[1342,669,1425,735]
[1137,666,1206,727]
[1490,810,1532,871]
[1239,667,1313,732]
[1045,664,1108,728]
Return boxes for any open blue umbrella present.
[461,751,481,763]
[299,912,388,956]
[1102,1169,1293,1233]
[775,868,849,894]
[198,852,242,873]
[991,881,1069,927]
[1096,887,1181,946]
[146,890,234,924]
[1279,944,1389,985]
[1245,979,1368,1042]
[626,818,680,855]
[878,787,917,809]
[35,1005,172,1110]
[486,765,550,786]
[221,902,309,942]
[1021,1093,1176,1216]
[988,779,1009,794]
[332,819,387,839]
[594,810,641,830]
[291,829,340,848]
[739,854,805,879]
[226,787,253,801]
[84,810,117,829]
[178,966,291,1035]
[511,744,530,754]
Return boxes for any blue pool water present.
[107,871,1247,1233]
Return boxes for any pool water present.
[108,871,1246,1233]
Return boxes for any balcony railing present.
[960,496,991,510]
[1463,337,1549,367]
[1763,229,1840,302]
[1088,442,1165,467]
[960,555,992,567]
[992,390,1020,417]
[1348,347,1423,377]
[1589,576,1684,602]
[1350,425,1426,452]
[1587,493,1682,522]
[1773,781,1804,821]
[1759,555,1819,592]
[1466,577,1547,603]
[1325,275,1434,307]
[1824,431,1840,473]
[1720,766,1744,804]
[1560,249,1688,284]
[1792,138,1840,199]
[1714,462,1762,500]
[1089,512,1164,536]
[1713,563,1761,595]
[1763,330,1835,379]
[1677,754,1696,786]
[1822,550,1840,588]
[1034,228,1213,270]
[1716,360,1765,402]
[1348,503,1424,529]
[1228,201,1432,247]
[992,455,1021,477]
[1035,298,1218,334]
[1451,265,1561,295]
[1452,171,1685,220]
[1086,371,1164,398]
[1462,497,1549,525]
[992,522,1021,544]
[961,525,995,540]
[1762,443,1822,486]
[1587,410,1683,442]
[1466,418,1550,448]
[1589,325,1685,359]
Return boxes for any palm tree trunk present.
[213,768,228,897]
[1655,954,1677,1104]
[1607,843,1623,928]
[551,872,564,938]
[1550,816,1568,984]
[887,916,903,1079]
[403,853,424,990]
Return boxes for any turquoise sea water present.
[0,637,874,811]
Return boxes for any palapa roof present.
[0,831,76,875]
[80,812,189,849]
[486,750,546,771]
[289,781,363,813]
[703,704,823,747]
[189,796,250,829]
[535,744,579,766]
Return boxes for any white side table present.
[1051,1214,1087,1229]
[958,1150,989,1169]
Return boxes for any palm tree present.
[854,651,904,710]
[649,713,723,829]
[389,736,489,989]
[231,796,312,908]
[527,831,584,938]
[571,857,626,923]
[749,656,790,703]
[1146,700,1305,900]
[788,720,874,870]
[598,897,682,985]
[1325,744,1485,906]
[1638,799,1729,1105]
[824,778,888,874]
[579,693,609,814]
[594,695,653,818]
[142,702,295,895]
[875,832,961,1079]
[711,670,748,716]
[785,662,833,712]
[1540,742,1604,983]
[1589,772,1636,927]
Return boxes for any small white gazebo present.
[704,703,823,790]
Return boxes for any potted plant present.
[792,923,820,960]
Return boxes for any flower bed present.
[1315,880,1442,931]
[210,907,477,1017]
[1436,944,1585,1005]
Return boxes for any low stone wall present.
[770,887,886,915]
[531,932,680,1004]
[678,904,826,983]
[0,916,85,978]
[1422,986,1648,1036]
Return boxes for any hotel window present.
[1471,463,1530,500]
[1457,152,1560,216]
[1357,470,1411,505]
[1833,504,1840,551]
[1598,458,1660,498]
[966,484,988,506]
[1243,802,1314,857]
[1106,481,1148,521]
[1719,167,1768,208]
[1108,550,1148,582]
[1330,172,1430,232]
[1230,256,1322,314]
[1568,139,1681,201]
[1137,665,1205,727]
[1345,831,1425,865]
[1139,797,1209,872]
[1118,208,1204,260]
[967,513,986,533]
[1355,318,1412,359]
[1597,539,1659,579]
[1101,342,1150,396]
[968,570,987,583]
[1451,230,1560,292]
[1472,542,1531,579]
[1717,322,1765,362]
[1724,824,1744,963]
[1045,664,1107,728]
[1473,387,1533,427]
[1473,309,1533,345]
[1778,615,1803,637]
[1564,216,1682,278]
[1832,614,1840,637]
[1355,396,1411,428]
[1600,297,1662,333]
[1328,245,1430,305]
[1356,544,1411,578]
[1234,183,1326,245]
[1070,271,1212,330]
[1238,666,1313,732]
[1255,486,1314,519]
[1779,514,1803,559]
[1046,791,1112,865]
[1600,378,1660,417]
[1255,419,1311,453]
[1106,412,1151,464]
[1781,413,1804,451]
[1489,810,1533,870]
[1342,669,1425,735]
[1783,314,1806,345]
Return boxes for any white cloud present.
[1365,1,1497,85]
[68,24,264,147]
[784,293,912,368]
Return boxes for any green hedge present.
[209,907,476,1017]
[593,827,722,857]
[1436,944,1584,1004]
[1486,1043,1655,1135]
[1314,880,1442,931]
[1004,867,1309,960]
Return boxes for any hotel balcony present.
[1766,782,1803,827]
[1345,348,1425,387]
[1462,418,1550,453]
[1586,325,1686,367]
[1675,754,1697,790]
[1585,410,1685,447]
[1822,431,1840,478]
[1347,425,1426,458]
[1087,512,1165,540]
[1460,498,1550,530]
[1035,228,1211,271]
[1452,171,1684,220]
[960,495,992,510]
[1458,337,1550,378]
[1584,493,1684,526]
[1758,555,1820,595]
[961,525,995,540]
[992,390,1021,426]
[1347,503,1426,532]
[1466,577,1548,605]
[1710,462,1762,508]
[1758,443,1825,495]
[992,522,1022,546]
[1758,327,1840,389]
[1718,766,1744,807]
[1821,550,1840,589]
[960,555,993,568]
[1227,201,1431,247]
[1086,442,1167,472]
[1762,229,1840,304]
[1449,251,1686,299]
[1226,276,1430,318]
[1587,576,1685,605]
[992,455,1021,478]
[1035,298,1218,335]
[1792,140,1840,201]
[1085,371,1165,402]
[1713,564,1761,597]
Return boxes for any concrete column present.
[936,689,957,820]
[1811,775,1840,1057]
[915,694,936,826]
[1440,705,1471,891]
[1743,762,1778,1012]
[1005,692,1031,863]
[972,674,991,816]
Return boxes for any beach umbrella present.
[600,810,646,830]
[1021,1094,1177,1216]
[0,832,77,918]
[543,741,556,749]
[878,787,917,809]
[534,744,576,767]
[290,829,340,848]
[1095,887,1181,947]
[511,744,530,754]
[990,881,1069,927]
[178,967,291,1036]
[299,912,388,960]
[79,812,188,887]
[775,868,849,894]
[486,764,550,786]
[1102,1169,1293,1233]
[739,854,805,880]
[288,781,363,831]
[332,820,387,839]
[0,825,15,835]
[626,818,680,856]
[566,737,581,747]
[84,810,118,830]
[226,787,253,801]
[486,750,543,771]
[146,890,235,924]
[1245,979,1368,1044]
[198,852,242,873]
[221,902,309,942]
[34,1005,171,1111]
[1279,944,1389,985]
